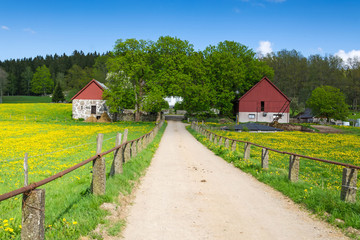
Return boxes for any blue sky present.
[1,0,359,61]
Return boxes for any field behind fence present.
[0,111,161,239]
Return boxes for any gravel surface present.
[121,121,348,240]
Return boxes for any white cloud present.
[335,49,360,63]
[257,41,273,56]
[24,28,36,34]
[1,26,9,30]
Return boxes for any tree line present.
[1,37,359,120]
[0,50,109,100]
[261,50,360,114]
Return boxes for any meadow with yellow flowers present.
[188,125,360,235]
[0,103,162,239]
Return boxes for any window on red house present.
[261,101,265,111]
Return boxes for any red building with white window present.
[238,77,291,123]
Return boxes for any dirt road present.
[121,121,347,240]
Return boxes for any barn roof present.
[71,79,108,101]
[238,76,291,102]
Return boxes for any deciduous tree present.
[306,85,349,121]
[31,65,54,95]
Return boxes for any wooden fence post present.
[231,141,237,151]
[24,153,28,186]
[22,189,45,240]
[110,133,123,176]
[261,148,269,169]
[340,168,358,202]
[209,133,213,142]
[288,155,300,182]
[91,133,106,195]
[122,129,128,144]
[224,138,230,148]
[214,136,218,145]
[124,143,131,162]
[218,137,223,146]
[131,141,137,158]
[244,143,251,160]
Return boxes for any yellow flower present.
[72,221,78,225]
[4,223,9,227]
[3,220,8,223]
[63,218,66,222]
[9,218,14,221]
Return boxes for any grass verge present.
[186,126,360,239]
[45,122,167,239]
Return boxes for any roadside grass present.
[3,96,52,103]
[186,126,360,237]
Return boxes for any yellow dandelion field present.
[211,129,360,191]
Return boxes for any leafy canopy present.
[306,85,349,121]
[31,65,54,95]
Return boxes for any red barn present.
[238,77,291,123]
[71,79,108,119]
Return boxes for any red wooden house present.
[71,79,108,119]
[238,77,291,123]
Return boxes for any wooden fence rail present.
[0,120,164,240]
[191,122,358,203]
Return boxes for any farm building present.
[71,79,109,120]
[238,77,291,123]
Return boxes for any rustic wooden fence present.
[191,122,359,203]
[0,120,164,240]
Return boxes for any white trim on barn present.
[238,112,289,123]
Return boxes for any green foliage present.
[307,86,349,121]
[203,40,274,116]
[65,64,93,91]
[173,101,184,111]
[31,65,54,95]
[103,71,135,111]
[52,82,66,102]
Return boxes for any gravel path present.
[121,121,347,240]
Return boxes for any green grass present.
[3,96,52,103]
[187,126,360,238]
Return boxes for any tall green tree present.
[52,81,65,102]
[262,49,307,102]
[31,65,54,95]
[106,39,154,121]
[306,86,349,121]
[204,41,274,116]
[0,67,8,102]
[21,66,33,95]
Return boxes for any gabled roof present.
[238,76,291,102]
[71,79,108,101]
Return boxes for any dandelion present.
[72,221,77,225]
[63,218,66,222]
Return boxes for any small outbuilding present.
[238,77,291,123]
[71,79,109,120]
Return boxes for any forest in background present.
[0,41,360,116]
[0,51,109,101]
